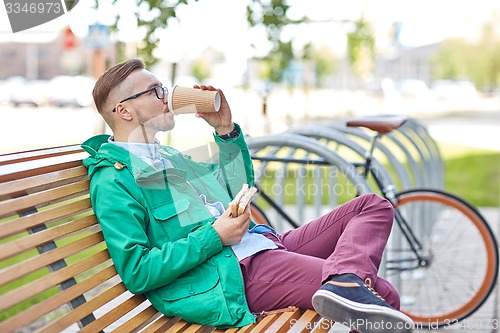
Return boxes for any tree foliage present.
[347,16,375,82]
[246,0,303,83]
[96,0,199,67]
[432,21,500,91]
[311,45,339,88]
[97,0,367,86]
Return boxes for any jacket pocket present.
[162,265,222,325]
[153,199,196,231]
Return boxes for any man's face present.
[120,68,175,132]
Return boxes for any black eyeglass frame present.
[112,85,167,112]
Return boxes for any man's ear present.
[114,104,133,121]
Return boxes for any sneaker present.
[312,274,414,333]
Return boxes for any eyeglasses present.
[112,85,167,112]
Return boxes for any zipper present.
[178,153,214,200]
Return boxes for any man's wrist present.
[217,124,239,140]
[215,123,235,136]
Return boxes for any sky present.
[1,0,500,69]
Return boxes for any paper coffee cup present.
[167,85,221,115]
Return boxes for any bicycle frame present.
[355,133,429,272]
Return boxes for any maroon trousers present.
[240,193,400,312]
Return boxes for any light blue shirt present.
[109,136,174,169]
[109,137,277,261]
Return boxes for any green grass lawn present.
[444,150,499,207]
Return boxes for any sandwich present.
[229,184,258,217]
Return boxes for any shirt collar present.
[108,136,162,161]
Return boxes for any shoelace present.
[364,277,386,302]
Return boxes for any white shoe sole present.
[312,290,415,333]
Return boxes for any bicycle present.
[249,116,499,328]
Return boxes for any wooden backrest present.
[0,145,329,333]
[0,145,165,333]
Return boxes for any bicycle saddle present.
[346,116,408,134]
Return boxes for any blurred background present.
[0,0,499,154]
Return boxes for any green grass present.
[444,151,499,207]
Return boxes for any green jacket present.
[81,124,257,328]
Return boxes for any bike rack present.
[287,125,410,191]
[323,121,426,188]
[246,116,445,280]
[247,133,371,232]
[398,118,444,189]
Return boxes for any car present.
[0,80,11,105]
[9,79,50,107]
[46,75,95,107]
[3,76,27,106]
[431,80,478,101]
[395,79,433,100]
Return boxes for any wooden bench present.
[0,145,333,333]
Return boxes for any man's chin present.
[161,121,175,132]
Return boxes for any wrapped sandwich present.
[229,184,258,217]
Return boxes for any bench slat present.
[37,281,128,333]
[0,179,90,219]
[286,310,320,333]
[114,306,163,333]
[182,323,213,333]
[0,159,85,183]
[165,319,193,333]
[141,315,181,333]
[0,249,110,312]
[0,214,98,260]
[0,145,84,166]
[236,324,256,333]
[213,327,240,333]
[0,231,104,286]
[0,264,117,333]
[248,314,280,333]
[262,309,304,333]
[0,197,92,238]
[78,293,148,333]
[0,165,88,199]
[310,318,334,333]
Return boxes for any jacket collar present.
[81,135,188,181]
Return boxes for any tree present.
[96,0,199,67]
[310,45,339,88]
[431,19,500,91]
[98,0,341,86]
[191,58,211,83]
[246,0,304,84]
[347,16,375,83]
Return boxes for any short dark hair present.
[92,58,145,113]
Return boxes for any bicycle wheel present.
[386,188,499,327]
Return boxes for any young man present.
[82,58,414,333]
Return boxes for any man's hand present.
[212,206,251,246]
[193,84,234,135]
